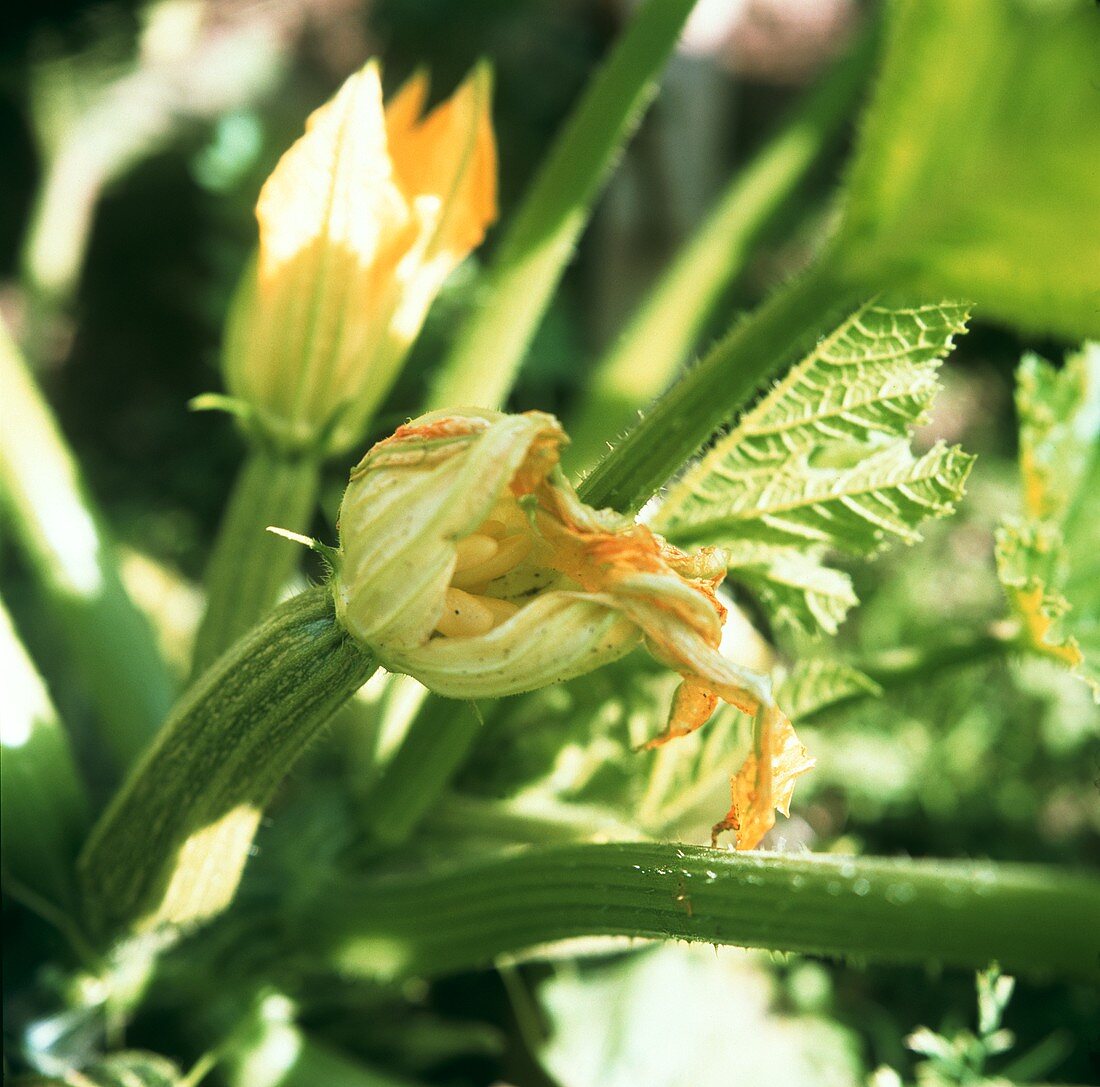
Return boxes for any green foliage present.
[1015,348,1100,522]
[28,1051,186,1087]
[995,345,1100,699]
[0,319,175,771]
[7,2,1100,1084]
[0,597,88,911]
[871,967,1019,1087]
[655,300,973,633]
[564,33,876,473]
[834,0,1100,341]
[776,660,882,720]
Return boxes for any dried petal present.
[713,708,815,850]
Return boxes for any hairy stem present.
[426,0,697,412]
[565,29,876,473]
[314,843,1100,983]
[81,587,375,940]
[578,260,862,514]
[190,447,321,680]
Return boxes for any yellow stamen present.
[450,533,532,590]
[479,519,508,539]
[454,533,498,572]
[435,587,496,638]
[478,595,521,625]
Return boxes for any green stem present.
[80,586,375,940]
[314,843,1100,983]
[190,446,321,680]
[426,0,697,412]
[578,260,862,514]
[1,594,89,913]
[565,29,876,473]
[0,319,175,771]
[359,697,484,846]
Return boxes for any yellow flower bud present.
[333,409,814,848]
[222,61,497,455]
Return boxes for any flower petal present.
[713,708,815,850]
[380,591,640,699]
[335,411,563,650]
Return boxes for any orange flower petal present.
[386,62,497,261]
[713,709,815,850]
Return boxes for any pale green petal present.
[380,591,640,699]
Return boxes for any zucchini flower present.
[333,409,813,848]
[222,60,496,455]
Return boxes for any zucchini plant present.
[2,1,1098,1084]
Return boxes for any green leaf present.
[1015,343,1100,522]
[653,299,973,632]
[670,440,972,554]
[697,299,969,471]
[0,596,88,911]
[536,945,863,1087]
[995,346,1100,700]
[834,0,1100,341]
[0,317,175,772]
[777,660,883,720]
[722,542,858,635]
[662,441,973,564]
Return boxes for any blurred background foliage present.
[2,1,1098,1085]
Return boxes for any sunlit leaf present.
[996,346,1100,700]
[667,441,972,565]
[654,300,972,633]
[835,0,1100,340]
[537,945,863,1087]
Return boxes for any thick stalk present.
[190,447,321,680]
[314,843,1100,983]
[426,0,697,412]
[0,321,174,771]
[1,595,89,912]
[565,29,875,473]
[81,587,375,940]
[578,260,861,514]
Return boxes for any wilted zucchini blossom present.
[222,61,496,455]
[333,410,813,848]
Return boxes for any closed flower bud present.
[333,409,813,848]
[222,61,496,455]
